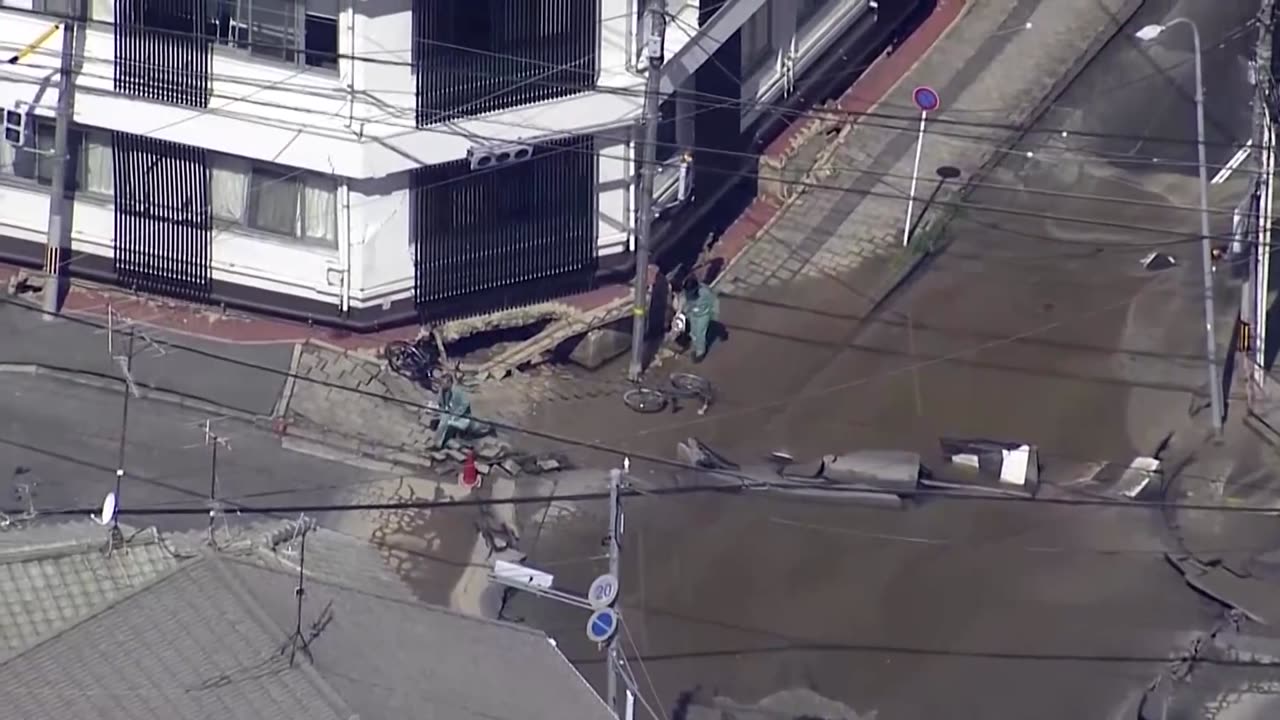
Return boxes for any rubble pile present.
[425,435,572,480]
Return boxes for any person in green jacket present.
[432,374,475,448]
[682,274,719,362]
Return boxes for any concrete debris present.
[476,437,510,460]
[1140,251,1177,271]
[939,437,1040,489]
[1167,553,1280,626]
[821,451,921,492]
[680,688,876,720]
[500,459,521,476]
[5,270,45,297]
[475,462,492,475]
[677,437,740,470]
[567,325,631,370]
[454,295,635,381]
[1116,456,1162,499]
[536,458,562,473]
[444,449,467,463]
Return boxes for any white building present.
[0,0,896,328]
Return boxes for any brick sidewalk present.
[715,0,1142,297]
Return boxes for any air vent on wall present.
[467,142,535,171]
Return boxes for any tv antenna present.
[105,304,166,361]
[280,515,314,667]
[91,490,125,553]
[185,420,232,547]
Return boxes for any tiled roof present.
[0,522,187,662]
[0,557,352,720]
[0,519,614,720]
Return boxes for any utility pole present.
[605,467,623,714]
[113,329,136,530]
[488,466,635,719]
[628,0,667,381]
[1251,0,1276,397]
[42,0,83,318]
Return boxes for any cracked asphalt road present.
[510,0,1280,717]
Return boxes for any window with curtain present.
[0,135,14,177]
[78,131,114,197]
[1,121,113,198]
[211,156,250,223]
[88,0,112,20]
[214,157,337,248]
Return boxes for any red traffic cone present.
[460,449,480,489]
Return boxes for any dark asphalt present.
[0,300,292,417]
[510,0,1280,717]
[0,372,392,532]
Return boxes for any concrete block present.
[537,458,562,472]
[568,326,631,370]
[500,459,521,476]
[444,449,467,463]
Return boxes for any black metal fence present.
[410,135,598,321]
[112,133,212,300]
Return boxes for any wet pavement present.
[501,0,1280,717]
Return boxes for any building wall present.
[0,121,633,313]
[0,0,876,326]
[348,128,633,312]
[0,0,708,177]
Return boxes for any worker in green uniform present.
[682,274,719,363]
[432,374,475,448]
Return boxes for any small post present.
[112,329,135,528]
[605,467,623,714]
[628,0,667,381]
[902,87,940,248]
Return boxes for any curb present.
[0,360,444,475]
[851,0,1149,323]
[0,362,265,422]
[279,428,440,477]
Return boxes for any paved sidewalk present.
[716,0,1144,297]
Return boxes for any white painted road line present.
[1212,141,1252,185]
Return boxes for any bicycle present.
[623,372,714,415]
[384,334,444,389]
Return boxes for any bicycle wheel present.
[384,341,420,377]
[669,372,711,397]
[623,387,668,414]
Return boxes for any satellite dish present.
[93,492,117,526]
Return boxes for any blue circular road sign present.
[586,607,619,643]
[912,86,940,112]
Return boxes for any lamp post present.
[1136,18,1224,435]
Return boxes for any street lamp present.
[1136,18,1224,435]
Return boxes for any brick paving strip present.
[713,0,1147,305]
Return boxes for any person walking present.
[681,274,719,363]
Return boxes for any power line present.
[0,6,1266,155]
[0,78,1265,250]
[11,468,1280,518]
[0,255,1262,498]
